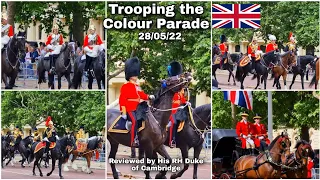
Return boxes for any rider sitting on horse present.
[167,61,187,148]
[45,23,64,74]
[219,35,228,69]
[119,57,155,147]
[83,23,104,77]
[1,9,14,50]
[33,127,42,142]
[248,37,262,74]
[42,116,57,158]
[236,112,255,150]
[284,32,299,66]
[13,126,23,146]
[265,34,278,53]
[251,114,270,151]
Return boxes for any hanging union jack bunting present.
[223,91,253,110]
[212,4,261,28]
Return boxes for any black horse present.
[37,42,74,89]
[212,45,238,85]
[108,73,192,179]
[72,50,105,89]
[306,57,318,81]
[289,55,318,89]
[17,136,34,167]
[1,135,14,168]
[1,31,26,89]
[30,134,75,179]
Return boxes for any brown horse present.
[64,136,103,174]
[272,51,295,89]
[234,133,291,179]
[281,140,314,178]
[309,59,319,89]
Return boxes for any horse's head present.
[212,44,220,55]
[97,136,104,149]
[14,31,26,59]
[24,136,34,145]
[295,140,315,162]
[6,135,14,143]
[277,132,291,153]
[264,50,281,65]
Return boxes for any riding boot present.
[84,55,91,77]
[130,147,136,158]
[44,141,50,158]
[170,124,177,148]
[132,122,139,147]
[49,55,53,74]
[52,55,57,74]
[251,59,256,74]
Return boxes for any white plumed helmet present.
[268,34,276,41]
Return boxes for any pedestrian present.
[307,156,314,179]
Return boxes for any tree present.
[107,2,211,102]
[1,91,105,136]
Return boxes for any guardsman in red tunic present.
[119,57,155,147]
[1,10,14,49]
[219,35,228,69]
[83,23,104,77]
[236,112,255,149]
[45,24,64,74]
[284,32,299,66]
[265,34,278,53]
[167,61,185,148]
[251,114,270,151]
[248,37,262,74]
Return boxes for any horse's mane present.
[193,104,210,115]
[268,135,282,150]
[152,87,162,107]
[60,43,69,52]
[294,139,309,149]
[23,136,32,140]
[280,51,290,57]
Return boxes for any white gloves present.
[242,135,247,139]
[121,114,127,120]
[149,95,155,100]
[43,137,49,142]
[186,102,191,106]
[248,54,252,60]
[99,44,105,51]
[258,136,264,140]
[55,135,59,140]
[84,46,93,53]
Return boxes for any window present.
[235,45,240,52]
[38,25,42,40]
[260,45,266,52]
[306,46,314,56]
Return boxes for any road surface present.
[213,69,317,90]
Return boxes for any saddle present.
[239,56,251,67]
[166,121,185,133]
[76,139,88,153]
[34,142,56,154]
[108,115,146,133]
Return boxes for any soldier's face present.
[49,124,53,128]
[130,76,138,82]
[255,119,260,123]
[242,116,247,120]
[2,19,7,24]
[89,29,95,34]
[272,40,276,44]
[53,29,58,34]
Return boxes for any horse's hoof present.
[60,176,64,179]
[47,173,51,176]
[33,173,36,176]
[170,173,178,179]
[21,165,25,168]
[40,173,43,177]
[233,82,236,86]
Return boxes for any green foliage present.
[107,2,211,96]
[1,91,105,136]
[212,1,319,49]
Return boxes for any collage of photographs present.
[0,0,319,180]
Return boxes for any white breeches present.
[246,138,255,149]
[46,44,62,56]
[1,35,10,49]
[84,45,100,58]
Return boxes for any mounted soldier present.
[42,116,57,158]
[1,7,14,50]
[265,34,278,53]
[118,57,155,147]
[13,126,23,146]
[284,32,299,66]
[236,112,255,150]
[219,35,228,69]
[248,36,262,74]
[251,114,270,151]
[45,20,64,74]
[33,127,41,142]
[83,21,104,77]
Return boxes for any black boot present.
[251,59,256,74]
[130,147,136,158]
[84,55,91,77]
[170,124,177,148]
[132,122,139,147]
[44,141,50,159]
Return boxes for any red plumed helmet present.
[288,32,295,40]
[45,116,52,127]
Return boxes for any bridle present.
[5,35,25,69]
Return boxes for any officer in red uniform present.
[219,35,228,69]
[251,114,270,151]
[248,37,261,74]
[119,57,155,147]
[1,11,14,50]
[167,61,185,148]
[236,112,254,149]
[265,34,278,53]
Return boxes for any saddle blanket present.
[34,142,56,153]
[166,121,185,133]
[213,56,227,65]
[239,56,251,67]
[76,141,88,153]
[108,115,145,133]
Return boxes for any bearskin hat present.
[167,61,183,77]
[125,57,141,81]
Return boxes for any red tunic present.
[251,123,270,147]
[171,92,187,114]
[119,82,149,112]
[219,43,228,54]
[248,43,261,58]
[265,43,278,53]
[236,120,252,148]
[83,34,103,50]
[307,160,314,178]
[6,24,14,37]
[45,34,64,46]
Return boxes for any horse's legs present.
[58,75,62,89]
[155,145,172,179]
[283,72,288,89]
[96,76,102,89]
[65,73,72,89]
[33,157,38,176]
[254,75,260,89]
[228,70,231,84]
[300,72,305,89]
[109,142,119,179]
[58,159,64,179]
[170,146,189,179]
[71,153,78,170]
[193,143,203,179]
[143,148,153,179]
[88,76,93,89]
[85,154,92,174]
[8,71,18,89]
[263,74,267,90]
[289,73,297,89]
[231,68,236,85]
[47,157,55,176]
[2,73,9,88]
[240,73,246,89]
[37,158,43,177]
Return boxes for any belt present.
[127,98,140,102]
[172,100,181,104]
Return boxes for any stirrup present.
[170,140,176,148]
[84,71,89,77]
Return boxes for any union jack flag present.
[223,91,253,110]
[212,4,261,28]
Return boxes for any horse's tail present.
[71,59,81,89]
[235,67,241,82]
[309,74,316,88]
[28,150,34,163]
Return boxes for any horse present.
[107,72,192,179]
[17,135,34,167]
[234,132,291,179]
[64,136,103,173]
[289,55,317,89]
[37,42,74,89]
[309,59,319,89]
[29,134,75,179]
[72,50,105,89]
[1,31,26,89]
[1,135,14,168]
[272,51,295,89]
[282,140,314,178]
[212,45,237,85]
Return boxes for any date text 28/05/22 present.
[138,32,181,41]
